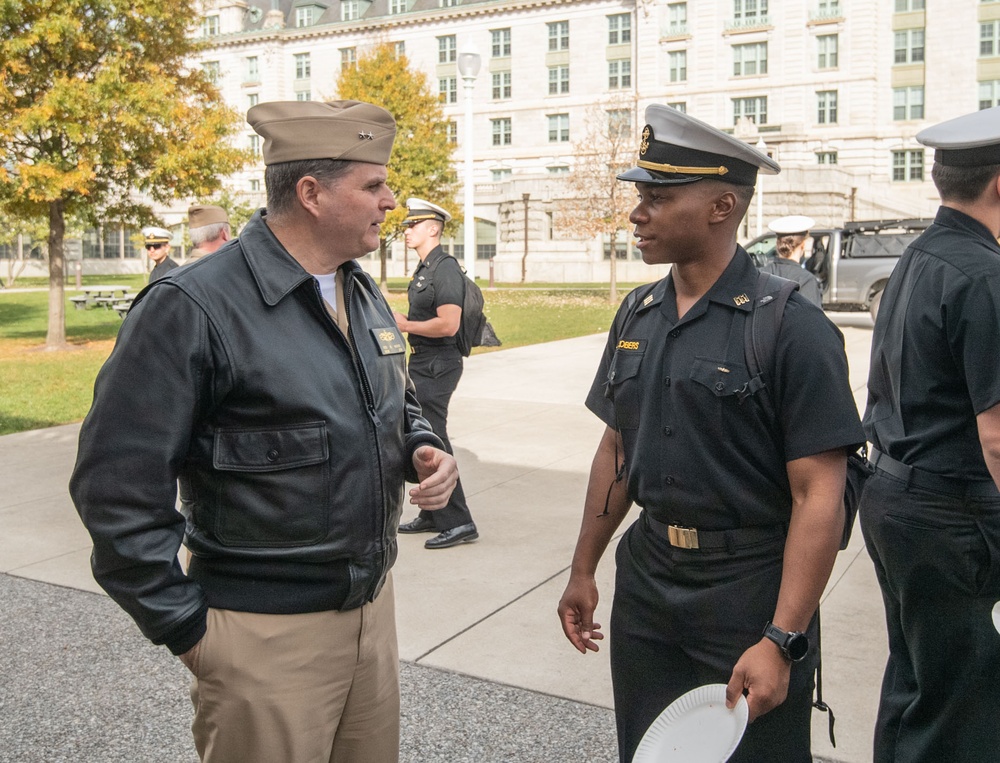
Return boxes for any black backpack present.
[427,256,501,357]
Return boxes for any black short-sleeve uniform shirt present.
[864,206,1000,481]
[586,248,864,529]
[406,245,465,349]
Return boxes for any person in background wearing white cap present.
[393,198,479,549]
[185,204,231,263]
[761,215,823,306]
[71,100,458,763]
[557,105,863,763]
[143,226,178,282]
[860,106,1000,762]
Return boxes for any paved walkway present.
[0,313,883,762]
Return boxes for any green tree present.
[336,42,459,287]
[0,0,249,349]
[558,94,637,303]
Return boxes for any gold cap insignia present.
[640,125,651,156]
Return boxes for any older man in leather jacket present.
[70,101,458,763]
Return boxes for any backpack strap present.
[740,271,799,414]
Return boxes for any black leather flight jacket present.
[71,210,443,655]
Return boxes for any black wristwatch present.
[762,621,809,662]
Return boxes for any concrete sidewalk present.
[0,314,884,762]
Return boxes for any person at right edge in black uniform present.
[860,105,1000,762]
[557,104,865,763]
[394,198,479,550]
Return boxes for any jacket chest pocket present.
[608,350,645,430]
[211,422,330,547]
[689,357,752,400]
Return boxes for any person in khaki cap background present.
[185,204,230,262]
[71,100,458,763]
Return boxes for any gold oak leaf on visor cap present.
[246,100,397,166]
[404,198,452,227]
[141,226,172,245]
[618,104,781,187]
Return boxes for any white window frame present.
[667,2,687,34]
[608,13,631,45]
[980,80,1000,109]
[491,118,512,146]
[548,65,569,95]
[893,86,924,120]
[548,21,569,51]
[438,35,457,63]
[892,149,924,182]
[341,0,360,21]
[439,76,457,104]
[894,29,925,63]
[732,96,767,125]
[817,90,838,124]
[491,71,511,100]
[817,34,838,69]
[608,59,632,89]
[733,0,768,22]
[733,42,768,76]
[491,28,511,57]
[294,53,311,80]
[547,113,570,143]
[245,56,259,82]
[669,50,687,82]
[202,15,220,36]
[295,6,314,27]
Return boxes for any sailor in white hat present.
[859,105,1000,761]
[762,215,822,306]
[141,226,178,283]
[559,104,863,763]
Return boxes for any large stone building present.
[8,0,990,281]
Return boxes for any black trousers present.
[860,470,1000,762]
[407,347,474,531]
[610,513,817,763]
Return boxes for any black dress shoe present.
[425,523,479,549]
[398,516,437,534]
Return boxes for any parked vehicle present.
[743,218,933,319]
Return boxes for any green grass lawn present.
[1,282,637,435]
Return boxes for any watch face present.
[786,633,809,662]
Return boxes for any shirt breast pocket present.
[689,357,755,434]
[607,350,645,430]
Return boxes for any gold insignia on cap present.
[637,160,729,176]
[640,125,651,156]
[733,294,749,306]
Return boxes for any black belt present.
[869,447,1000,499]
[409,344,457,355]
[643,512,786,552]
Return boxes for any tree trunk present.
[609,228,619,305]
[46,199,68,350]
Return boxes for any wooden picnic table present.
[70,285,133,310]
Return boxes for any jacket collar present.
[239,209,366,306]
[935,205,1000,251]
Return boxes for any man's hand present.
[178,639,202,675]
[409,446,458,509]
[557,574,605,654]
[725,638,791,721]
[393,311,408,332]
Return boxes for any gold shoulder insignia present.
[733,293,749,306]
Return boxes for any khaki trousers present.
[189,574,399,763]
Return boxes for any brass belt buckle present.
[668,525,700,549]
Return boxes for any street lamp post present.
[755,136,766,237]
[457,46,481,280]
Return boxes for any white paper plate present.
[992,601,1000,634]
[632,683,749,763]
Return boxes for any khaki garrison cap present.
[404,198,452,226]
[188,204,229,228]
[247,100,396,166]
[769,215,815,236]
[141,226,172,245]
[618,104,780,187]
[917,105,1000,167]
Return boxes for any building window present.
[548,113,570,142]
[980,80,1000,109]
[491,28,511,57]
[817,90,838,124]
[733,42,768,76]
[250,179,261,192]
[892,149,924,181]
[492,71,512,100]
[294,53,311,80]
[389,0,406,14]
[817,34,838,69]
[296,91,312,102]
[341,47,356,70]
[548,21,569,51]
[608,13,631,45]
[492,118,512,146]
[295,6,314,27]
[608,59,631,89]
[249,134,261,156]
[733,0,768,23]
[894,29,925,63]
[733,96,767,125]
[439,77,457,104]
[608,109,632,139]
[816,0,840,14]
[817,151,838,164]
[342,0,360,21]
[548,65,569,95]
[491,168,511,181]
[548,165,570,176]
[982,22,1000,56]
[202,61,220,84]
[893,86,924,120]
[438,35,457,63]
[245,56,259,82]
[894,0,924,10]
[393,41,405,57]
[668,101,687,113]
[247,93,259,109]
[202,15,220,36]
[669,51,687,82]
[440,0,458,6]
[445,121,458,144]
[667,2,687,34]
